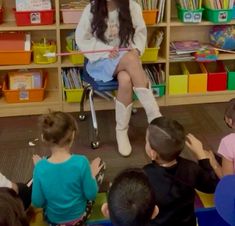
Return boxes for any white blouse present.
[75,0,147,62]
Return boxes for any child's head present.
[0,187,29,226]
[102,168,159,226]
[146,117,185,162]
[224,98,235,128]
[39,111,78,147]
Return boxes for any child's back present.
[144,117,219,226]
[33,155,97,223]
[32,112,100,225]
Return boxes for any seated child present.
[218,98,235,176]
[101,168,159,226]
[143,116,220,226]
[0,187,29,226]
[0,172,31,209]
[32,111,105,225]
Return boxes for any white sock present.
[0,172,12,188]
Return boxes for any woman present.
[76,0,162,156]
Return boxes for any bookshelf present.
[0,0,234,117]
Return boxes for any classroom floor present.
[0,102,230,186]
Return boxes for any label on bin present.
[30,12,41,24]
[19,90,29,100]
[193,13,202,22]
[218,11,228,22]
[152,88,160,97]
[183,12,193,22]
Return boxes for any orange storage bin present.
[142,10,158,25]
[0,51,31,65]
[3,73,48,103]
[182,62,207,93]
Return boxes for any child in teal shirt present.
[32,111,105,225]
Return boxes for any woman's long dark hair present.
[90,0,135,47]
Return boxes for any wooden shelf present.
[0,62,59,70]
[166,90,235,105]
[170,18,235,27]
[0,21,57,31]
[0,91,61,117]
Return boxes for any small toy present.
[194,48,219,62]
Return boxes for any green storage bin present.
[64,88,84,102]
[152,84,165,97]
[203,7,233,23]
[177,4,204,23]
[225,64,235,90]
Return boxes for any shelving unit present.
[1,0,235,117]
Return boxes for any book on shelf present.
[15,0,52,12]
[177,0,202,9]
[204,0,234,9]
[62,68,83,89]
[144,64,165,84]
[171,40,201,54]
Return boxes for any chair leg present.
[78,85,89,121]
[88,87,100,149]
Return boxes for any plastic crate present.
[203,7,233,23]
[61,8,83,24]
[182,62,207,93]
[33,43,57,64]
[142,10,158,25]
[3,72,47,103]
[66,46,84,65]
[13,9,55,26]
[169,63,188,95]
[152,83,165,97]
[224,63,235,90]
[64,88,83,103]
[0,8,3,24]
[177,4,204,23]
[141,48,159,62]
[202,62,227,91]
[0,50,31,65]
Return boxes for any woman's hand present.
[185,133,207,160]
[109,47,119,58]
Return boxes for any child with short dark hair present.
[218,98,235,175]
[143,117,219,226]
[101,168,159,226]
[32,111,105,226]
[0,187,29,226]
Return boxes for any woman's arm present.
[75,4,113,62]
[130,1,147,55]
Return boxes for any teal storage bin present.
[177,4,204,23]
[203,7,233,23]
[225,64,235,90]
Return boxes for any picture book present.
[171,40,201,54]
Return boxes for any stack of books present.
[170,40,201,61]
[62,68,83,89]
[144,64,165,84]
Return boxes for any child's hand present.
[32,154,42,166]
[185,133,207,160]
[109,47,119,58]
[90,157,104,178]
